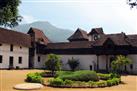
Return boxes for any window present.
[18,57,22,64]
[90,65,92,70]
[130,64,133,70]
[0,55,2,63]
[20,46,22,49]
[10,44,13,51]
[38,56,41,62]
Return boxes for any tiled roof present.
[68,28,89,41]
[47,41,94,49]
[28,27,51,45]
[127,35,137,47]
[0,27,31,47]
[93,33,130,46]
[89,27,104,35]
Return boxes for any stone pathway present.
[14,83,43,90]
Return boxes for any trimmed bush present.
[26,72,44,84]
[49,78,64,86]
[57,71,99,82]
[64,79,73,86]
[107,78,121,86]
[97,73,111,80]
[96,81,107,87]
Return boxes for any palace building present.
[0,27,137,74]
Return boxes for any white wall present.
[127,55,137,74]
[0,43,29,68]
[34,54,47,68]
[59,55,97,70]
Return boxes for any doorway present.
[9,56,14,68]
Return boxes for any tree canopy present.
[127,0,137,8]
[0,0,22,27]
[111,55,132,73]
[45,54,61,74]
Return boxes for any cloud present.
[21,15,37,24]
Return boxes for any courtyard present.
[0,70,137,91]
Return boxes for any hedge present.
[26,72,44,84]
[48,77,121,88]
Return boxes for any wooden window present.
[0,55,2,63]
[18,57,22,64]
[10,44,13,52]
[38,56,41,62]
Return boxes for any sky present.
[19,0,137,34]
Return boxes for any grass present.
[0,70,137,91]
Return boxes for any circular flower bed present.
[48,71,121,88]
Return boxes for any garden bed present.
[48,71,121,88]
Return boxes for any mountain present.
[13,21,74,42]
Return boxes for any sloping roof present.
[0,27,31,47]
[47,41,93,49]
[127,35,137,47]
[28,27,51,45]
[68,28,89,41]
[89,27,104,35]
[93,33,130,46]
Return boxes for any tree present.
[45,54,61,75]
[0,0,22,28]
[111,55,132,73]
[67,57,79,71]
[127,0,137,8]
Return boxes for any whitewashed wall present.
[0,43,29,68]
[127,55,137,74]
[34,54,47,68]
[59,55,97,70]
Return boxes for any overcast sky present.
[19,0,137,34]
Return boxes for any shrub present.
[64,79,73,86]
[26,72,44,84]
[49,78,64,86]
[45,54,61,75]
[96,81,107,87]
[67,57,79,71]
[107,78,121,86]
[59,71,99,82]
[55,71,73,78]
[97,73,111,80]
[88,81,96,87]
[110,73,121,78]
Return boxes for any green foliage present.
[55,71,73,78]
[26,72,44,84]
[64,79,73,86]
[107,78,121,86]
[97,73,111,80]
[88,81,96,87]
[56,70,99,82]
[67,57,79,71]
[111,55,132,73]
[97,73,120,80]
[45,54,61,74]
[96,81,107,87]
[0,0,22,27]
[49,78,64,86]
